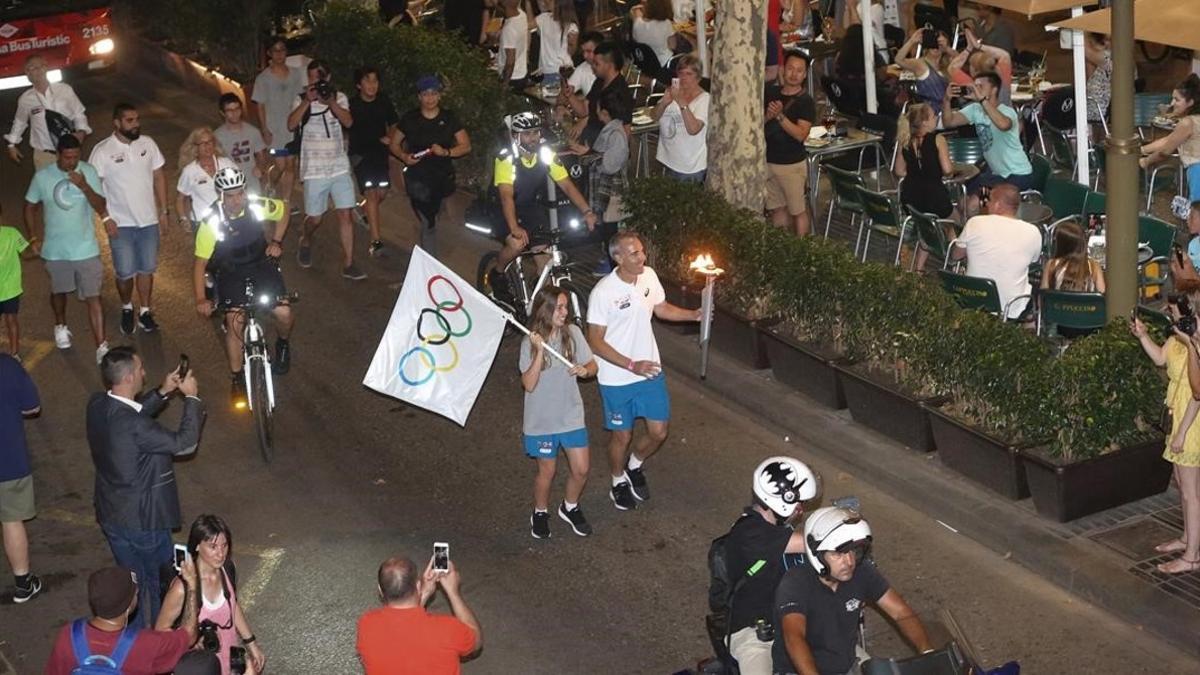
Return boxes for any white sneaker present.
[95,341,110,365]
[53,325,72,349]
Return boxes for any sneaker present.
[530,511,552,539]
[297,242,313,268]
[137,311,159,333]
[53,325,72,349]
[274,338,291,375]
[231,374,248,410]
[95,341,110,365]
[120,308,135,335]
[12,575,42,603]
[369,240,385,257]
[626,466,649,501]
[557,502,593,536]
[342,263,367,281]
[610,480,638,511]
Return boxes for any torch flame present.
[689,253,724,276]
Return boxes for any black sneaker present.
[530,511,551,539]
[610,480,637,511]
[231,374,248,410]
[342,263,367,281]
[13,575,42,603]
[120,308,135,335]
[297,242,313,268]
[137,311,159,333]
[487,269,512,302]
[369,240,385,257]
[626,466,649,501]
[274,338,291,375]
[557,502,593,536]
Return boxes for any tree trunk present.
[706,0,767,212]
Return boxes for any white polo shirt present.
[176,157,237,222]
[88,134,165,228]
[587,266,665,386]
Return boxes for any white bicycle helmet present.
[752,456,818,519]
[508,111,543,133]
[804,506,873,577]
[214,166,246,192]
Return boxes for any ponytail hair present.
[1178,74,1200,115]
[896,103,932,149]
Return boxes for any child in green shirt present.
[0,204,35,358]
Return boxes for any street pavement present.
[1,61,1199,674]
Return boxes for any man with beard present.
[88,104,169,336]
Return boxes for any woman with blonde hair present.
[519,285,598,539]
[893,103,953,270]
[176,127,236,229]
[1040,220,1105,294]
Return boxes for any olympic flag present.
[363,247,508,426]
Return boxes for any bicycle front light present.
[259,294,270,306]
[569,218,581,229]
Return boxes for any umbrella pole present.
[1105,0,1139,320]
[697,0,709,77]
[860,0,877,114]
[1070,7,1091,185]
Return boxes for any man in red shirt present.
[45,563,199,675]
[357,555,482,675]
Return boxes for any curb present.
[655,325,1200,658]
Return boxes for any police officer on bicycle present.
[493,111,598,275]
[192,167,296,406]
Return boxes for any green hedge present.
[624,177,1163,461]
[312,1,518,182]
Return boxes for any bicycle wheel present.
[249,355,274,463]
[561,280,590,334]
[476,251,525,329]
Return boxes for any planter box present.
[660,281,700,335]
[711,307,772,370]
[1022,437,1172,522]
[760,327,847,409]
[926,405,1030,500]
[836,364,940,452]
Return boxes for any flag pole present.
[472,296,577,369]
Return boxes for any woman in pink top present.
[157,515,266,675]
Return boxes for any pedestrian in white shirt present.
[950,184,1042,320]
[651,55,710,183]
[175,127,237,227]
[535,0,579,76]
[5,55,91,170]
[586,231,700,512]
[287,61,364,280]
[497,0,531,91]
[88,103,168,336]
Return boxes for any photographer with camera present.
[287,60,365,280]
[1131,282,1200,576]
[156,515,264,674]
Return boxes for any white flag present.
[363,247,508,425]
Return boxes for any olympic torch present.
[690,253,724,380]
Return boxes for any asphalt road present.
[1,66,1198,675]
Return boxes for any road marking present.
[20,339,55,372]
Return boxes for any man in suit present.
[87,346,205,627]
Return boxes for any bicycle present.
[218,276,297,463]
[474,225,593,334]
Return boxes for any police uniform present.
[493,143,569,237]
[194,197,288,307]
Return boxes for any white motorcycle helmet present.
[752,456,818,519]
[804,506,873,577]
[213,166,246,193]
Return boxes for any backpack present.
[70,619,137,674]
[286,104,336,155]
[704,514,755,673]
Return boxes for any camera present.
[921,26,939,50]
[198,619,221,653]
[1171,294,1196,335]
[754,618,775,642]
[230,646,248,675]
[314,79,336,100]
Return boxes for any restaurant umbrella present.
[1049,0,1200,51]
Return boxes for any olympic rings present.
[397,275,474,386]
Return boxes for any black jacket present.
[87,391,206,531]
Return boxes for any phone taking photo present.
[177,353,190,380]
[173,543,188,572]
[433,542,450,573]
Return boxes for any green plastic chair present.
[823,165,867,241]
[1041,177,1089,221]
[906,206,958,271]
[1038,290,1107,338]
[946,136,984,166]
[1026,154,1053,197]
[937,269,1032,319]
[854,185,911,265]
[1083,190,1106,220]
[1136,304,1173,333]
[1137,215,1177,297]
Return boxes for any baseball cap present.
[88,566,137,619]
[416,75,443,93]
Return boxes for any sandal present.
[1156,556,1200,575]
[1154,539,1188,554]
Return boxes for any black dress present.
[900,133,953,218]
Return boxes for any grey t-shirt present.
[519,324,593,436]
[251,66,306,151]
[214,123,266,193]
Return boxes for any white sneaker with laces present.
[96,341,110,365]
[54,325,72,349]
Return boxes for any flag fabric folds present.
[363,247,508,426]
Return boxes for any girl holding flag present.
[520,286,597,539]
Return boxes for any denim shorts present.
[523,428,589,458]
[303,172,357,216]
[599,374,671,430]
[109,225,160,279]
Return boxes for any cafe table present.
[807,126,886,217]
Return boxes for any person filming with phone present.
[87,346,205,628]
[356,552,482,674]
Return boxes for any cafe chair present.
[1138,215,1176,299]
[1137,304,1173,333]
[629,42,668,88]
[937,269,1031,321]
[906,207,959,272]
[1021,154,1054,201]
[1133,92,1172,141]
[854,185,912,266]
[1144,153,1184,214]
[822,165,868,241]
[1037,290,1106,340]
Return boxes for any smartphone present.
[177,353,190,380]
[173,543,188,572]
[412,149,432,160]
[671,77,680,90]
[433,542,450,573]
[1174,245,1186,266]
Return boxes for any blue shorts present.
[0,294,19,315]
[303,173,357,216]
[599,375,671,430]
[108,225,160,279]
[523,428,589,458]
[1187,163,1200,201]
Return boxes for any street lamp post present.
[1105,0,1138,320]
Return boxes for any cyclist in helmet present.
[772,507,932,675]
[192,167,296,406]
[718,457,819,675]
[493,111,598,272]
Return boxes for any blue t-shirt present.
[1188,236,1200,272]
[960,102,1032,178]
[24,161,104,262]
[0,354,40,481]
